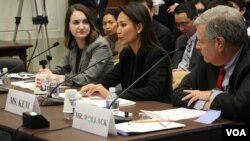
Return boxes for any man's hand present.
[182,90,211,106]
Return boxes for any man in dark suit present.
[140,0,175,54]
[172,2,200,71]
[172,5,250,122]
[68,0,108,33]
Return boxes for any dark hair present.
[174,2,198,20]
[64,4,99,49]
[119,2,160,49]
[207,0,232,9]
[145,0,153,9]
[128,0,153,9]
[229,0,246,11]
[190,0,210,13]
[103,8,120,21]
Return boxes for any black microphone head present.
[113,51,118,56]
[52,42,59,48]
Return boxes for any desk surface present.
[0,40,32,49]
[0,91,234,141]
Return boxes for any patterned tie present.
[216,66,225,90]
[178,39,192,71]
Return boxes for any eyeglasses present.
[175,20,192,28]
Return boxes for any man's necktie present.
[178,40,192,71]
[216,66,225,90]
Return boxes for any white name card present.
[72,101,117,137]
[5,89,41,116]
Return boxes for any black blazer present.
[172,34,200,70]
[172,40,250,122]
[152,20,175,55]
[99,46,173,103]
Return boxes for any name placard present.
[5,89,41,116]
[72,101,117,137]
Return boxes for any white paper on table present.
[11,81,69,92]
[11,81,35,90]
[116,121,185,133]
[10,73,35,79]
[140,108,206,121]
[82,96,135,108]
[59,94,136,107]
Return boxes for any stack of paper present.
[140,108,206,121]
[58,94,136,108]
[116,120,185,135]
[81,96,136,108]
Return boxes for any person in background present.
[172,2,200,71]
[190,0,210,15]
[102,8,123,63]
[171,2,200,89]
[36,4,113,86]
[80,2,173,103]
[68,0,109,34]
[172,6,250,123]
[227,0,250,28]
[139,0,175,56]
[154,0,178,32]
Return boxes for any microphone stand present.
[40,51,118,106]
[108,47,185,109]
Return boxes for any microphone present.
[0,42,59,78]
[108,47,185,109]
[40,51,118,106]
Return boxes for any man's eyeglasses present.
[175,21,192,28]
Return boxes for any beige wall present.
[0,0,68,72]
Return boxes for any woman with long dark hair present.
[81,2,173,103]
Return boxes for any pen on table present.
[134,119,169,123]
[23,80,35,83]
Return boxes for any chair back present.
[0,58,26,73]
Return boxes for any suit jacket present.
[52,36,113,86]
[153,0,175,31]
[152,19,175,56]
[172,40,250,122]
[172,34,200,70]
[99,45,173,103]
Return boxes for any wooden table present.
[0,40,32,68]
[0,89,235,141]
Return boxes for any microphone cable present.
[30,125,71,139]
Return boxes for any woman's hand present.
[80,83,109,98]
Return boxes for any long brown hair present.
[64,4,100,49]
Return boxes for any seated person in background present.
[172,6,250,122]
[227,0,250,35]
[190,0,210,15]
[37,4,113,86]
[136,0,175,56]
[80,2,173,103]
[171,2,200,88]
[102,8,123,63]
[228,0,249,25]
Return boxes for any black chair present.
[0,58,26,73]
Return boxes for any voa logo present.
[226,129,246,136]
